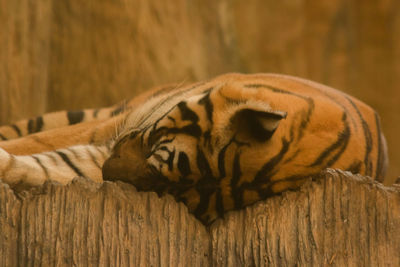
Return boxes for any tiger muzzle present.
[102,138,147,184]
[102,154,134,183]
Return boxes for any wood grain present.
[1,169,398,266]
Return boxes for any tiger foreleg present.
[0,144,110,190]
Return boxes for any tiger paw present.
[0,148,14,184]
[0,148,45,190]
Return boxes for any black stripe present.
[177,152,191,177]
[111,104,126,116]
[143,85,206,137]
[32,156,50,179]
[193,174,218,224]
[35,116,43,133]
[257,185,276,200]
[162,147,175,171]
[222,95,247,105]
[129,131,140,140]
[217,139,235,178]
[232,138,291,201]
[345,96,373,176]
[198,90,214,123]
[262,174,311,195]
[11,124,22,137]
[145,97,204,140]
[147,126,168,148]
[193,185,213,224]
[249,173,314,200]
[283,149,301,164]
[253,137,290,184]
[145,104,185,140]
[231,152,243,209]
[56,151,85,177]
[310,113,349,167]
[203,130,213,153]
[0,133,7,140]
[28,116,44,134]
[297,101,315,140]
[67,111,84,125]
[326,123,350,167]
[27,119,34,134]
[215,188,225,219]
[148,137,175,158]
[193,147,218,221]
[177,102,199,123]
[196,147,213,178]
[163,124,202,139]
[374,112,384,180]
[167,116,176,124]
[179,124,202,138]
[346,161,362,175]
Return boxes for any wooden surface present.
[1,169,399,266]
[1,0,399,180]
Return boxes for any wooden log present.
[0,169,399,266]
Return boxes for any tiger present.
[0,73,389,225]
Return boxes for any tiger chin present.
[0,73,389,225]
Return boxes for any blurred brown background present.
[0,0,399,182]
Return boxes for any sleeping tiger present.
[0,73,389,224]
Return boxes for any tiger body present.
[0,73,388,224]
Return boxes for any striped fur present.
[0,103,128,141]
[0,73,389,224]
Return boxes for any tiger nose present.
[102,154,121,182]
[102,148,145,184]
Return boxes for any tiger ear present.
[230,107,287,142]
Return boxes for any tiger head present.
[102,83,301,224]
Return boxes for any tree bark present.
[0,169,399,266]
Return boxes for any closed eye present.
[147,127,169,148]
[146,136,176,158]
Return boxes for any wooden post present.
[0,169,399,266]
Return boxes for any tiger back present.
[0,73,389,225]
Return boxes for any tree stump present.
[0,169,399,266]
